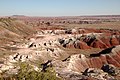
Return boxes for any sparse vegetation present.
[63,21,120,29]
[0,62,61,80]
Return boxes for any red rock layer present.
[90,39,108,48]
[68,45,120,72]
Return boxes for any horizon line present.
[0,14,120,18]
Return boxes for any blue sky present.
[0,0,120,16]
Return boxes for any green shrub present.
[0,62,61,80]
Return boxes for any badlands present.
[0,15,120,80]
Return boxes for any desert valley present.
[0,15,120,80]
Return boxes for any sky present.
[0,0,120,16]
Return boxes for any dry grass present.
[0,50,16,58]
[0,18,36,47]
[56,44,102,57]
[63,21,120,30]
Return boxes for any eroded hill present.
[0,17,120,80]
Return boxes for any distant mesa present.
[12,15,28,18]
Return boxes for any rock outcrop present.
[67,45,120,72]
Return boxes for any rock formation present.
[0,18,120,79]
